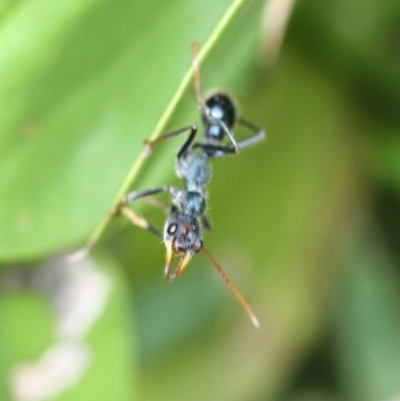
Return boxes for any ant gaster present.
[121,43,265,328]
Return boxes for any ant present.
[119,43,265,328]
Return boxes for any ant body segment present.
[121,43,265,328]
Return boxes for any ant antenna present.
[201,247,260,328]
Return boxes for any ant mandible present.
[119,43,265,328]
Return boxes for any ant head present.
[202,92,236,141]
[163,212,202,279]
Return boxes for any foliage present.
[1,0,400,400]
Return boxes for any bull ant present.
[119,43,265,328]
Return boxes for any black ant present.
[119,43,265,328]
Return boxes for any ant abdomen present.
[202,92,236,141]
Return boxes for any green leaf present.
[0,0,247,261]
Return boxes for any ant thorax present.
[175,151,211,195]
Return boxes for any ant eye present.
[167,223,178,235]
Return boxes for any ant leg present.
[236,118,266,148]
[124,185,186,211]
[120,187,175,239]
[123,186,170,204]
[205,113,240,152]
[120,206,162,240]
[143,125,197,158]
[176,124,198,159]
[191,42,203,107]
[192,118,265,158]
[192,142,237,156]
[121,187,170,238]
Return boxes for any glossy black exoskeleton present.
[203,92,236,142]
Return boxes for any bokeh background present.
[1,0,400,400]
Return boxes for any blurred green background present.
[1,0,400,400]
